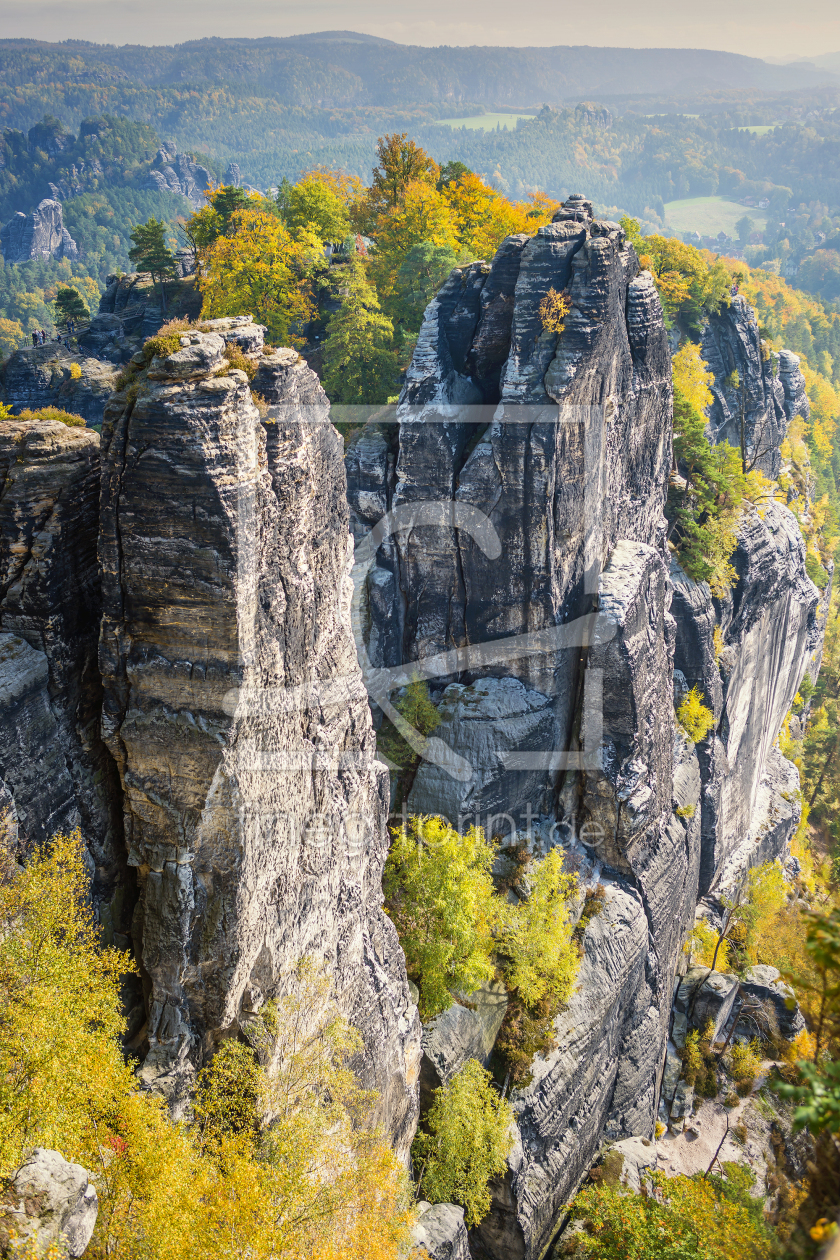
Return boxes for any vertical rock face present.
[351,198,688,1258]
[0,197,79,263]
[98,332,419,1150]
[145,141,214,207]
[0,344,120,429]
[349,199,822,1258]
[0,418,121,896]
[671,500,819,895]
[700,295,808,477]
[674,298,820,897]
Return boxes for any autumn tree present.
[284,174,350,244]
[567,1169,778,1259]
[198,206,324,345]
[322,255,399,404]
[414,1060,514,1227]
[0,828,414,1260]
[366,132,439,216]
[384,816,498,1018]
[668,341,749,594]
[0,318,25,358]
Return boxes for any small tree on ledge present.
[129,218,178,315]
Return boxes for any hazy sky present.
[0,0,837,61]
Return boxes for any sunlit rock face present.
[0,198,79,262]
[98,334,419,1151]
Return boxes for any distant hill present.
[0,34,835,113]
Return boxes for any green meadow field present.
[664,195,769,236]
[435,112,536,131]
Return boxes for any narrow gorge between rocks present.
[0,196,827,1259]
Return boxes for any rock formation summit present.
[0,197,79,263]
[347,195,819,1257]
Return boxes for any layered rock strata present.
[0,417,122,900]
[700,295,808,478]
[145,140,213,208]
[0,343,120,428]
[349,197,690,1258]
[98,330,419,1150]
[348,195,819,1257]
[671,367,820,896]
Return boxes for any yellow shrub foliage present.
[676,686,715,743]
[538,287,571,336]
[671,340,715,413]
[686,917,728,972]
[0,832,413,1260]
[729,1039,762,1083]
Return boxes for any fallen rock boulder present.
[741,964,806,1041]
[411,1202,470,1260]
[0,1148,98,1257]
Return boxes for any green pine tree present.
[129,218,177,314]
[53,286,90,325]
[322,256,399,405]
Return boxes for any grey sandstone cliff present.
[700,294,808,478]
[671,501,819,895]
[0,198,79,263]
[0,343,120,429]
[98,327,419,1149]
[144,141,213,208]
[347,196,819,1258]
[0,417,123,910]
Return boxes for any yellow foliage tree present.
[0,830,413,1260]
[0,316,25,358]
[0,828,131,1174]
[370,180,461,308]
[198,207,325,345]
[671,340,715,414]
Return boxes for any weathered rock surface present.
[98,335,419,1151]
[673,966,740,1044]
[590,1135,657,1192]
[0,418,122,898]
[420,981,508,1108]
[145,140,213,208]
[0,1148,98,1258]
[412,1201,471,1260]
[0,343,120,429]
[0,198,79,263]
[349,199,699,1258]
[742,964,806,1040]
[348,198,823,1256]
[671,499,818,896]
[701,295,808,478]
[80,272,202,364]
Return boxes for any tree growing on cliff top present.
[198,206,324,345]
[129,217,177,315]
